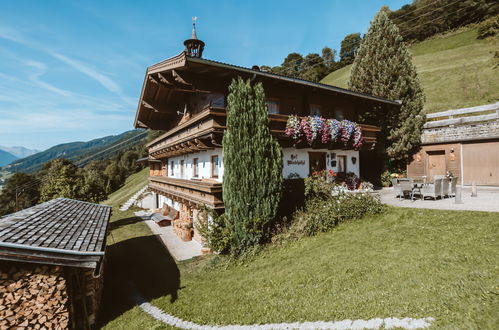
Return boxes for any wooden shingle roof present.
[0,198,112,269]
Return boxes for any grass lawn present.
[98,195,499,329]
[321,27,499,113]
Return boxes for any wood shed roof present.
[0,198,112,269]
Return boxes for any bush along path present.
[131,283,434,330]
[119,185,148,211]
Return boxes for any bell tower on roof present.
[184,17,205,58]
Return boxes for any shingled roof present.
[0,198,112,269]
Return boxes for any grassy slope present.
[100,191,498,329]
[321,28,499,113]
[99,167,166,328]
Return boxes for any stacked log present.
[0,262,69,329]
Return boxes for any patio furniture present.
[398,179,414,200]
[411,183,424,201]
[392,179,402,198]
[421,179,443,200]
[441,178,450,198]
[433,175,445,181]
[152,207,179,227]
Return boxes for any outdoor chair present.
[441,178,450,198]
[392,179,402,198]
[449,177,458,197]
[152,207,179,227]
[421,178,443,200]
[398,180,414,200]
[433,175,445,181]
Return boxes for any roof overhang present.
[134,52,401,130]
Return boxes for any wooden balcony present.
[149,176,224,209]
[147,107,380,158]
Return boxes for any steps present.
[119,186,148,211]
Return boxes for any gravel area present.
[380,186,499,212]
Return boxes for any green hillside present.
[100,194,498,329]
[321,28,499,113]
[2,129,146,174]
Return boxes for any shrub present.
[381,170,392,187]
[477,15,499,39]
[195,206,233,254]
[290,192,384,237]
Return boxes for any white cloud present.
[49,51,123,95]
[25,60,73,97]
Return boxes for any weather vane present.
[192,16,198,25]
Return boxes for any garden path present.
[131,282,434,329]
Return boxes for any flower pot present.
[181,228,192,242]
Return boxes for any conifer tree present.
[348,9,425,169]
[222,77,283,252]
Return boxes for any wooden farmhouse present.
[407,102,499,186]
[134,24,400,243]
[0,198,111,329]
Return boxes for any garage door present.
[463,142,499,186]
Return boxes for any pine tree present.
[348,9,425,170]
[222,77,283,253]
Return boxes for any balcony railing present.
[149,176,224,209]
[147,107,380,158]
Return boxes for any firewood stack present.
[0,263,70,329]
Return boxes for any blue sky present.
[0,0,410,150]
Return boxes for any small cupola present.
[184,17,205,58]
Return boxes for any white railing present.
[425,102,499,128]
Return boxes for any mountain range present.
[1,129,147,174]
[0,146,40,167]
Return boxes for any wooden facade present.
[134,47,399,243]
[407,103,499,186]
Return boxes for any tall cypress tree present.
[349,8,425,170]
[222,77,283,252]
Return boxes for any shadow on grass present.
[109,216,144,231]
[97,233,180,327]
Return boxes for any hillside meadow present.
[321,28,499,113]
[98,172,498,329]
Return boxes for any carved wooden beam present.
[172,70,192,86]
[194,138,213,150]
[157,73,175,86]
[142,100,159,112]
[187,141,201,151]
[148,75,159,85]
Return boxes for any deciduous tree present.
[340,33,362,64]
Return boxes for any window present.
[193,158,198,177]
[337,155,347,173]
[210,93,225,108]
[334,108,344,120]
[180,160,185,178]
[211,155,219,178]
[310,104,321,116]
[170,161,174,176]
[266,99,279,114]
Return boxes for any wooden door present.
[463,142,499,185]
[309,152,326,175]
[427,151,446,180]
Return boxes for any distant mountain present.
[0,150,18,167]
[2,129,147,174]
[0,146,40,159]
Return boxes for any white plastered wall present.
[282,148,360,179]
[167,148,224,182]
